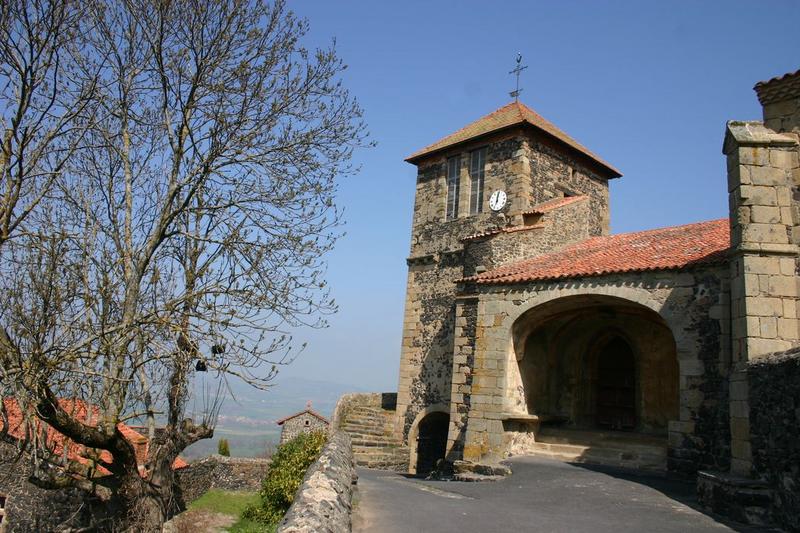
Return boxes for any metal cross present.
[509,53,528,101]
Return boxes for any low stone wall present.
[176,454,270,504]
[277,430,356,533]
[0,440,111,532]
[748,347,800,530]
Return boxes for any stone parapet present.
[277,430,356,533]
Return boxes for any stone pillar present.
[724,120,800,475]
[446,296,478,460]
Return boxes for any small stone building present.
[276,402,330,444]
[386,68,800,527]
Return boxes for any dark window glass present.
[446,156,460,220]
[470,147,486,214]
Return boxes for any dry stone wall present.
[277,431,355,533]
[747,347,800,530]
[0,440,110,532]
[175,454,270,504]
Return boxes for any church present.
[369,67,799,524]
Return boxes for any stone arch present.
[506,292,679,434]
[407,404,449,475]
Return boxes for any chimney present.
[754,69,800,133]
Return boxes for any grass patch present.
[228,517,276,532]
[188,489,259,517]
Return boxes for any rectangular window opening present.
[469,147,487,214]
[446,155,461,220]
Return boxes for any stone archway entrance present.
[510,295,678,434]
[596,337,636,430]
[503,295,679,470]
[415,412,449,475]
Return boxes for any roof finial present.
[509,52,528,102]
[306,400,312,410]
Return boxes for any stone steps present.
[340,423,392,436]
[337,402,409,472]
[526,428,668,472]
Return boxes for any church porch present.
[446,268,732,475]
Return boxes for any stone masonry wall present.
[175,454,271,505]
[747,347,800,531]
[0,440,109,532]
[525,136,611,235]
[463,197,591,276]
[451,267,731,474]
[277,431,355,533]
[280,413,329,444]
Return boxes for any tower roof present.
[405,101,621,177]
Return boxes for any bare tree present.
[0,0,367,530]
[0,0,95,247]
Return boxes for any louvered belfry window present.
[469,147,487,214]
[446,155,460,220]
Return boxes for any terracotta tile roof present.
[405,101,621,177]
[463,218,730,285]
[0,397,188,475]
[523,195,589,215]
[754,69,800,105]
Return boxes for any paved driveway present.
[353,456,769,533]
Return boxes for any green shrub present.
[218,438,231,456]
[242,431,327,525]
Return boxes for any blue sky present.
[274,0,800,391]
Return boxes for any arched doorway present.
[510,294,678,434]
[596,337,636,430]
[415,412,449,475]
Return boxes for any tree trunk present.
[115,468,174,532]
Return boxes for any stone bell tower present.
[395,100,621,470]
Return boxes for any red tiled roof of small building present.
[522,195,589,215]
[405,101,621,177]
[0,397,188,475]
[463,218,730,285]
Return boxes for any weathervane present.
[509,53,528,101]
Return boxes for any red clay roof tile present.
[405,101,621,177]
[463,218,729,285]
[0,397,188,475]
[754,69,800,105]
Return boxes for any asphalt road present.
[352,456,771,533]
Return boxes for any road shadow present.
[568,462,777,533]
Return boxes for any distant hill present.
[182,376,368,459]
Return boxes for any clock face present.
[489,190,507,211]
